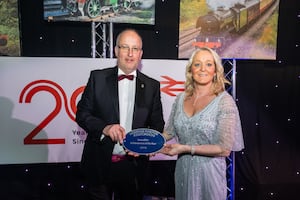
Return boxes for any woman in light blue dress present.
[161,47,244,200]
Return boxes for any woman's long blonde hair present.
[184,47,230,97]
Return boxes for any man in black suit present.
[76,28,165,200]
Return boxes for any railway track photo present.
[178,0,280,59]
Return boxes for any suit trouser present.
[86,157,146,200]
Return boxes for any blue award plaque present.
[123,128,165,155]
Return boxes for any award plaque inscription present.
[123,128,165,155]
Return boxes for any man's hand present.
[103,124,126,143]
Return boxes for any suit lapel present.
[135,71,146,108]
[132,71,147,129]
[106,67,119,121]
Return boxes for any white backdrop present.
[0,57,187,164]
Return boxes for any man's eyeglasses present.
[118,45,142,53]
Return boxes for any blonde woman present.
[161,47,244,200]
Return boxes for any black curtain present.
[235,60,300,200]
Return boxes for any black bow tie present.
[118,74,134,81]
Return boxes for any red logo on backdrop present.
[19,76,184,145]
[19,80,85,145]
[160,76,185,96]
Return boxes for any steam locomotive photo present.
[44,0,144,20]
[193,0,276,51]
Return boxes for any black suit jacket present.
[76,66,165,184]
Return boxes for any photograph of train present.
[43,0,155,25]
[178,0,280,59]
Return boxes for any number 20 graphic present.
[19,80,85,145]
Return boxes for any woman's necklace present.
[193,93,200,106]
[192,92,212,106]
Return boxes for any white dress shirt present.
[112,69,136,155]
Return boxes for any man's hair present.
[115,28,143,48]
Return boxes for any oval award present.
[123,128,165,155]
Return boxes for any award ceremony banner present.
[0,57,186,164]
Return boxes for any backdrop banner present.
[0,57,187,164]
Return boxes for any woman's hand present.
[160,143,188,156]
